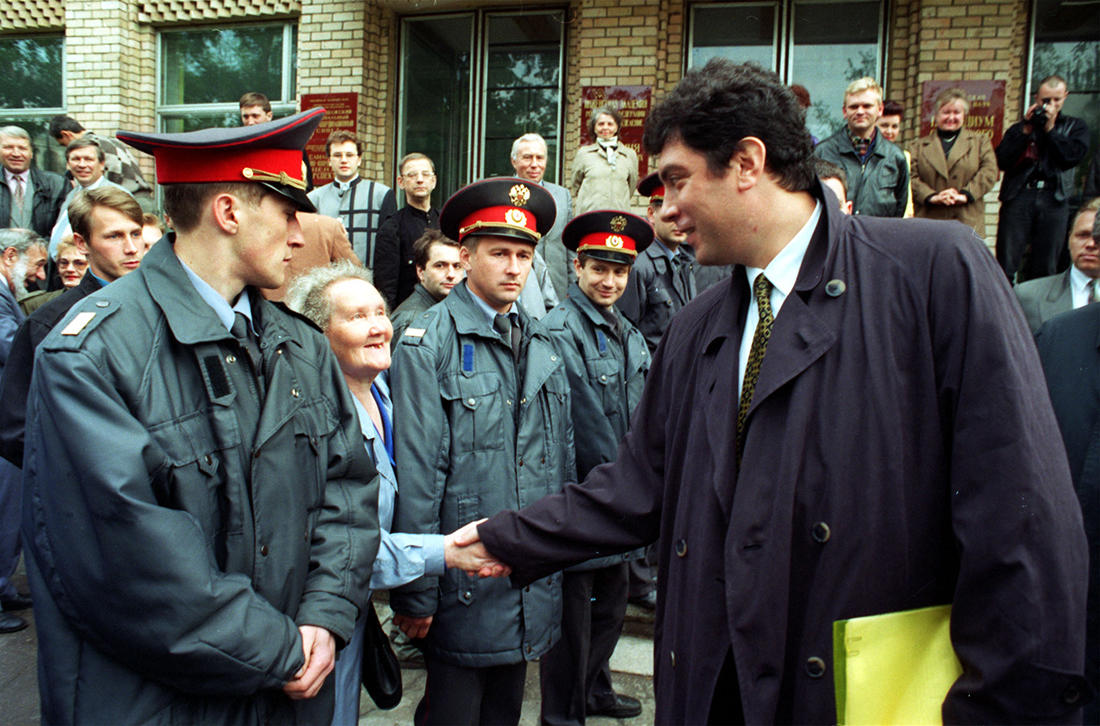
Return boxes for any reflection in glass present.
[160,25,288,106]
[689,3,777,70]
[400,15,474,207]
[483,12,564,182]
[790,0,881,142]
[0,36,64,109]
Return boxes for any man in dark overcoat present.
[464,60,1091,723]
[1034,210,1100,724]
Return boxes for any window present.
[0,34,66,173]
[689,1,884,142]
[398,10,566,205]
[157,23,298,133]
[1028,0,1100,196]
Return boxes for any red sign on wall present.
[301,92,359,185]
[580,86,652,177]
[919,81,1007,148]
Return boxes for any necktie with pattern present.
[736,273,774,465]
[1088,279,1100,305]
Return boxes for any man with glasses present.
[307,130,395,268]
[374,153,440,308]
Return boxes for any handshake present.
[442,518,511,579]
[393,519,510,640]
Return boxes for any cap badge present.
[509,184,531,207]
[506,208,528,227]
[610,215,627,233]
[606,235,624,248]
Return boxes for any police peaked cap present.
[563,210,653,266]
[637,171,665,201]
[440,177,556,245]
[116,108,324,213]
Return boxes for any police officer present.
[21,110,380,724]
[618,172,698,354]
[539,211,652,724]
[388,177,574,726]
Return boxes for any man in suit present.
[510,133,573,300]
[0,227,48,634]
[1014,197,1099,332]
[455,59,1089,724]
[0,126,66,239]
[1034,219,1100,722]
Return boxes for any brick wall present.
[567,0,683,209]
[65,0,156,140]
[886,0,1031,244]
[298,0,394,185]
[0,0,63,30]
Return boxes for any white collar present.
[743,201,822,298]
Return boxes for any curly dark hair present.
[643,60,816,192]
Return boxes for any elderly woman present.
[571,105,639,215]
[289,262,499,725]
[911,87,998,236]
[56,235,89,288]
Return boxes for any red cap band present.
[577,231,638,256]
[151,147,304,185]
[458,205,540,242]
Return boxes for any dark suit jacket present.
[1014,269,1074,333]
[0,167,68,238]
[1035,306,1100,724]
[0,272,101,465]
[480,183,1089,724]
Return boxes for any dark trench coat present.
[479,185,1090,724]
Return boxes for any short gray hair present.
[0,125,31,143]
[285,260,376,331]
[511,133,548,161]
[0,227,46,255]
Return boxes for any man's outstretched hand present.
[444,518,511,578]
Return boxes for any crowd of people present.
[0,60,1097,726]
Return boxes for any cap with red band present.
[116,108,324,212]
[562,210,653,266]
[441,177,556,245]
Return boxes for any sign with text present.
[919,80,1006,148]
[301,92,359,185]
[580,86,652,177]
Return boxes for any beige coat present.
[911,129,998,237]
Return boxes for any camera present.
[1030,101,1051,127]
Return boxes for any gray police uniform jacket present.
[389,281,574,667]
[21,238,380,726]
[542,283,649,571]
[617,242,697,353]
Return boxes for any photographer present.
[996,74,1089,282]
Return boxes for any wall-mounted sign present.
[581,86,652,177]
[301,92,359,185]
[919,80,1006,148]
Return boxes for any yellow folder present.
[833,604,962,725]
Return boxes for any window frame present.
[154,22,298,132]
[0,33,67,174]
[396,7,567,200]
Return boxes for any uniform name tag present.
[405,328,425,338]
[61,312,96,336]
